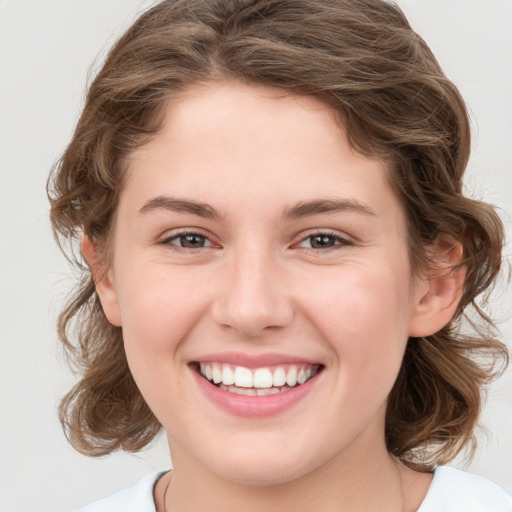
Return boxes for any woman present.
[48,0,511,510]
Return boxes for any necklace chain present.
[395,456,407,512]
[162,473,171,512]
[162,459,406,512]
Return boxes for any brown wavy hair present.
[48,0,508,467]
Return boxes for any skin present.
[84,81,464,512]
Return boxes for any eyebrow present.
[282,198,376,220]
[138,195,376,221]
[138,196,223,220]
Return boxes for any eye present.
[161,231,213,249]
[297,232,352,250]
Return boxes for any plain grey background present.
[1,1,511,511]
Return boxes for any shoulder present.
[418,466,512,512]
[75,472,167,512]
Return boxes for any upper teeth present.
[199,363,318,388]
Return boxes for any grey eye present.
[309,234,337,248]
[176,233,208,248]
[297,232,352,250]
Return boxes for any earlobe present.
[81,235,122,327]
[408,240,465,337]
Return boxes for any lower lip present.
[191,367,320,417]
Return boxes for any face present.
[95,82,431,485]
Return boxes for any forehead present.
[124,81,402,225]
[130,82,347,169]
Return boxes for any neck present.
[159,432,413,512]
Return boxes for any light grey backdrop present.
[1,1,511,511]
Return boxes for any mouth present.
[192,361,324,397]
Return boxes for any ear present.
[408,238,465,337]
[81,234,122,327]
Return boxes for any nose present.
[211,246,294,338]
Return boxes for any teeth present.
[212,364,222,384]
[222,365,235,385]
[286,367,297,386]
[198,362,320,392]
[272,367,286,387]
[253,368,273,388]
[219,385,291,396]
[233,387,257,396]
[234,366,253,388]
[256,388,277,396]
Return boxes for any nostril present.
[210,273,294,337]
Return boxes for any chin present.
[218,467,305,487]
[202,446,313,487]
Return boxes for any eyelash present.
[159,229,353,253]
[159,230,214,251]
[295,230,353,251]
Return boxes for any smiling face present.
[91,81,431,485]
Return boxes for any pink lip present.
[191,364,322,417]
[193,351,318,368]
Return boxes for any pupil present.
[181,234,204,248]
[311,235,334,248]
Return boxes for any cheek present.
[113,266,213,425]
[308,263,411,329]
[301,264,413,381]
[115,265,209,365]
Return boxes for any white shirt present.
[76,466,512,511]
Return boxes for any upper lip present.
[192,352,321,368]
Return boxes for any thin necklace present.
[162,461,406,512]
[162,473,171,512]
[395,456,407,512]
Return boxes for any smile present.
[197,362,322,396]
